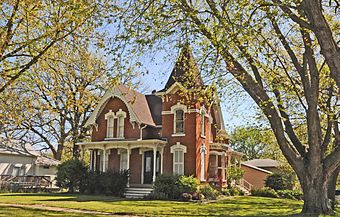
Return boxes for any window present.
[116,109,127,138]
[107,116,114,138]
[117,115,124,138]
[170,142,187,175]
[175,110,184,133]
[105,110,115,138]
[120,150,128,170]
[200,110,205,137]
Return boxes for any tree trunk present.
[300,172,333,215]
[328,166,339,209]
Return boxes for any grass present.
[0,193,338,216]
[0,206,100,217]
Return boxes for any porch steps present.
[124,187,153,199]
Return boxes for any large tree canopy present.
[0,0,111,93]
[111,0,339,214]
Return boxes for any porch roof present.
[77,139,167,150]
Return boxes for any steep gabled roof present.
[85,85,156,127]
[162,44,203,91]
[117,85,156,126]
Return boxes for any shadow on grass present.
[1,194,322,217]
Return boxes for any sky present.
[133,49,260,133]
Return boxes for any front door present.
[143,151,154,184]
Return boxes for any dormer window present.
[116,109,127,138]
[175,110,184,133]
[105,110,115,138]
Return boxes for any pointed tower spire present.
[163,44,203,91]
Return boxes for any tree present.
[0,38,112,160]
[230,126,266,160]
[111,0,340,214]
[0,0,111,93]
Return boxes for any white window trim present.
[170,103,187,135]
[105,110,116,139]
[200,144,206,181]
[118,149,128,170]
[200,108,206,138]
[170,142,187,175]
[116,109,127,139]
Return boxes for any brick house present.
[78,45,241,187]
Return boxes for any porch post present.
[222,153,226,181]
[93,149,97,171]
[127,148,130,187]
[102,148,107,172]
[152,147,157,182]
[89,149,93,170]
[160,147,164,174]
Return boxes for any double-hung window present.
[175,110,184,133]
[170,142,187,175]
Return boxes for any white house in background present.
[0,138,60,186]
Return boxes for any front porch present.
[77,139,167,186]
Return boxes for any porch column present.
[152,147,157,182]
[93,149,97,171]
[102,148,107,172]
[160,147,164,174]
[89,149,93,170]
[127,148,130,187]
[222,153,226,181]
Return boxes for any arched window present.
[105,110,115,138]
[170,142,187,175]
[175,110,184,133]
[116,109,127,138]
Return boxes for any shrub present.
[153,174,181,199]
[199,185,220,200]
[56,159,87,193]
[251,187,279,198]
[277,189,303,200]
[222,186,244,196]
[265,173,293,191]
[180,192,192,201]
[227,166,245,187]
[80,170,129,196]
[177,175,199,193]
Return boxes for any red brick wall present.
[108,149,120,171]
[129,149,142,184]
[91,97,140,141]
[241,165,271,189]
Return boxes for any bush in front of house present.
[153,173,181,199]
[199,184,220,200]
[56,158,87,193]
[265,173,293,191]
[177,175,199,193]
[151,174,200,200]
[222,186,244,196]
[80,169,129,196]
[251,187,279,198]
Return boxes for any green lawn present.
[0,206,100,217]
[0,193,338,216]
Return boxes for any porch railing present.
[0,175,53,190]
[238,178,253,192]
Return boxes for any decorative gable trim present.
[85,88,140,128]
